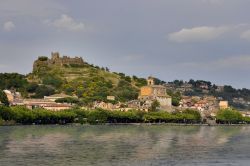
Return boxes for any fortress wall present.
[33,52,85,72]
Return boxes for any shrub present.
[38,56,48,61]
[86,109,109,124]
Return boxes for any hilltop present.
[25,52,147,104]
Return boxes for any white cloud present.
[3,21,15,32]
[168,26,230,43]
[45,14,85,32]
[240,30,250,40]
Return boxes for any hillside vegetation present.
[1,61,147,105]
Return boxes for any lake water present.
[0,125,250,166]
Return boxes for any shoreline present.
[1,122,250,127]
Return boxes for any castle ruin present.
[33,52,84,72]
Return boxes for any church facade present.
[138,77,172,111]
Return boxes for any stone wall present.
[33,52,84,72]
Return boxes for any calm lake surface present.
[0,125,250,166]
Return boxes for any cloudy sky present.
[0,0,250,88]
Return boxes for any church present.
[138,76,172,111]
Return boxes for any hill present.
[1,52,147,105]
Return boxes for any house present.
[23,99,72,111]
[107,96,115,101]
[216,86,224,92]
[3,90,14,103]
[194,100,209,112]
[3,90,23,106]
[179,96,219,117]
[219,101,229,110]
[93,101,120,110]
[241,111,250,117]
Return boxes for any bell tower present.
[147,76,155,86]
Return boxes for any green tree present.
[0,106,13,120]
[150,100,160,112]
[216,108,242,124]
[34,85,55,98]
[26,82,39,93]
[0,91,9,106]
[42,75,63,88]
[38,56,48,61]
[0,73,28,90]
[167,90,181,106]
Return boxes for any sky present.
[0,0,250,88]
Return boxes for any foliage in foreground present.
[0,106,76,124]
[2,106,250,125]
[0,106,203,125]
[216,108,244,124]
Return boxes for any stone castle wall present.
[33,52,84,72]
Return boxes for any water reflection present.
[0,125,249,166]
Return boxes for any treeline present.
[0,106,202,125]
[0,106,76,124]
[1,106,250,125]
[216,108,250,124]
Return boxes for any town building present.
[219,101,229,110]
[44,93,75,102]
[107,96,115,101]
[179,95,219,118]
[241,111,250,117]
[23,99,72,111]
[93,101,120,110]
[138,76,172,111]
[3,90,23,106]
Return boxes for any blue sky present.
[0,0,250,88]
